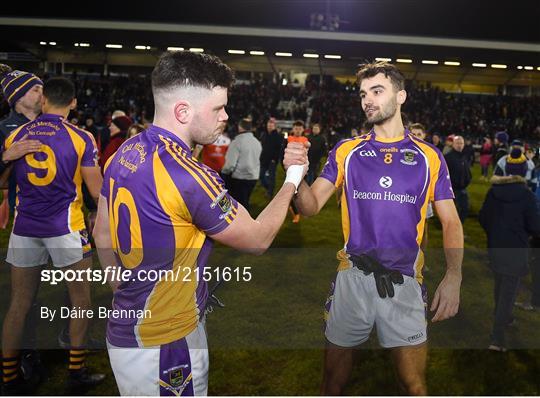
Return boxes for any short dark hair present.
[239,117,252,131]
[409,123,426,132]
[293,120,305,127]
[152,51,234,93]
[43,77,75,107]
[356,61,405,91]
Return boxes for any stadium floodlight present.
[524,66,533,70]
[517,66,524,70]
[106,44,123,49]
[249,50,265,56]
[324,54,341,59]
[275,52,293,57]
[167,47,184,51]
[40,41,47,45]
[74,43,79,47]
[79,43,90,47]
[537,67,540,71]
[422,60,439,65]
[49,42,56,46]
[135,45,151,50]
[491,64,507,69]
[375,57,392,62]
[444,61,460,66]
[472,63,487,68]
[396,58,413,63]
[303,53,319,59]
[189,48,204,53]
[228,50,245,55]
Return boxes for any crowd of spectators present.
[2,72,538,145]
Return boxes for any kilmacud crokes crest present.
[400,148,418,166]
[211,190,233,214]
[169,368,183,387]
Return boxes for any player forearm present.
[293,181,320,216]
[441,218,464,275]
[251,182,297,253]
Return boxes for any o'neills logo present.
[353,190,417,204]
[380,147,398,153]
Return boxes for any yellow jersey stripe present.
[160,136,217,201]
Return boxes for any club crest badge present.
[169,368,183,387]
[400,149,418,166]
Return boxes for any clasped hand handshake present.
[283,141,310,191]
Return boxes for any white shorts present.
[324,267,427,348]
[107,322,209,396]
[6,230,92,268]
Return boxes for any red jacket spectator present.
[99,115,132,171]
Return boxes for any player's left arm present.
[431,199,463,322]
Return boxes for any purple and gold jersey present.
[320,130,454,282]
[4,114,98,238]
[101,125,238,348]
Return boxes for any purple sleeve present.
[319,145,339,185]
[100,163,111,198]
[183,168,239,235]
[433,152,455,201]
[81,133,99,167]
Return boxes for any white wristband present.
[284,165,305,191]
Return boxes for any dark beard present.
[366,97,397,125]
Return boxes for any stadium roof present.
[0,0,538,87]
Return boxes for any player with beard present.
[283,61,463,395]
[93,51,308,396]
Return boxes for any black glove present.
[350,254,404,299]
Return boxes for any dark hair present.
[152,51,234,93]
[409,123,426,132]
[293,120,305,127]
[43,77,75,107]
[238,117,252,131]
[356,61,405,91]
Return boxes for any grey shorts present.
[324,267,427,348]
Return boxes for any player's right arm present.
[210,181,297,255]
[285,141,336,216]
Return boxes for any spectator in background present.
[479,148,540,351]
[445,136,472,223]
[222,117,261,212]
[287,120,309,223]
[479,136,493,181]
[463,137,475,166]
[493,131,509,165]
[84,116,97,140]
[127,123,145,139]
[306,123,327,185]
[259,117,283,198]
[350,127,359,138]
[443,134,455,155]
[98,115,132,171]
[431,133,444,151]
[193,131,231,173]
[494,140,534,180]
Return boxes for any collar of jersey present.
[40,113,64,121]
[147,124,191,152]
[371,129,410,143]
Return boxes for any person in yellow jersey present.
[93,50,309,396]
[1,77,104,394]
